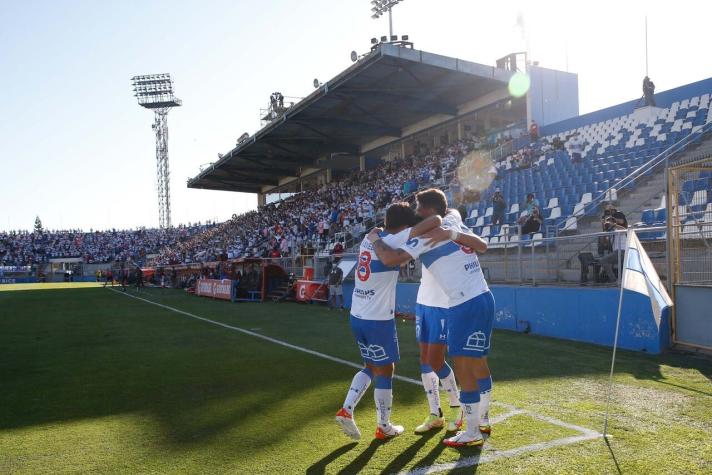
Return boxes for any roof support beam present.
[335,90,457,116]
[291,117,400,137]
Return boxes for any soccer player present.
[368,188,494,448]
[135,265,144,291]
[413,208,467,434]
[335,202,442,441]
[103,269,113,287]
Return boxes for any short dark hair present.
[416,188,448,217]
[385,202,417,231]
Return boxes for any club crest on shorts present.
[358,342,388,361]
[464,331,488,351]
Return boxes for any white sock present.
[478,376,493,424]
[374,376,393,428]
[342,369,372,414]
[461,391,482,438]
[421,370,441,416]
[440,371,460,407]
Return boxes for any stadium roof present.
[188,44,514,194]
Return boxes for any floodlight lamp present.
[390,35,397,41]
[371,37,378,44]
[402,34,409,40]
[380,36,387,42]
[313,78,320,89]
[350,50,358,62]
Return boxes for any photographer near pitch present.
[599,203,628,282]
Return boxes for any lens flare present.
[455,151,496,203]
[508,71,530,98]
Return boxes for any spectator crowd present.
[0,224,216,267]
[1,137,490,268]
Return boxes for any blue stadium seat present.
[654,207,667,223]
[641,209,655,225]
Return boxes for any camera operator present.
[643,76,656,107]
[599,204,628,282]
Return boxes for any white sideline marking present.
[109,289,602,473]
[488,408,525,425]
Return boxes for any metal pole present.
[665,160,672,294]
[555,235,560,282]
[603,230,631,437]
[388,7,393,38]
[616,232,621,285]
[545,237,550,282]
[531,239,536,285]
[645,16,649,77]
[518,226,523,283]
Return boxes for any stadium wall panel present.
[341,283,668,354]
[527,65,580,127]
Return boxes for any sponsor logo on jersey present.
[354,288,376,297]
[464,260,481,272]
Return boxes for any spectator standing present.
[328,260,344,310]
[599,204,628,281]
[529,120,539,142]
[643,76,656,107]
[491,188,507,225]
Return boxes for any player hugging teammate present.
[336,189,494,448]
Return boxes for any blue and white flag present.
[621,230,673,327]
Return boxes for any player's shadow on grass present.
[337,439,387,475]
[378,429,441,474]
[306,442,358,475]
[410,435,449,472]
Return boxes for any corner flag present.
[621,229,673,326]
[604,229,673,437]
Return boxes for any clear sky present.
[1,0,709,232]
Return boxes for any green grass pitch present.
[1,283,711,474]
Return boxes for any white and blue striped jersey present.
[402,217,489,307]
[351,228,411,321]
[415,210,465,309]
[416,266,450,308]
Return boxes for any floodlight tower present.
[370,0,405,38]
[131,73,182,229]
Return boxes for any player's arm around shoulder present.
[422,226,488,254]
[366,227,417,267]
[408,215,442,239]
[453,229,488,254]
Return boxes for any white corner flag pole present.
[603,229,631,438]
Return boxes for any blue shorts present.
[350,315,400,366]
[446,291,495,357]
[415,304,448,345]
